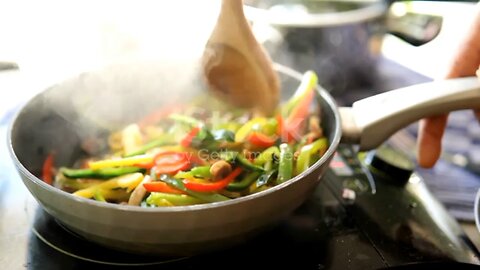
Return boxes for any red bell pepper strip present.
[138,104,185,128]
[42,153,54,185]
[155,161,190,175]
[278,89,315,143]
[143,181,185,194]
[154,151,191,175]
[133,160,155,169]
[286,89,314,126]
[183,167,242,192]
[180,127,201,148]
[276,114,296,143]
[247,132,277,148]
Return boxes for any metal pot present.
[244,0,443,93]
[7,63,480,256]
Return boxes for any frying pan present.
[7,63,480,256]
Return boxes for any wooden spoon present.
[202,0,280,116]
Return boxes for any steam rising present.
[33,0,225,142]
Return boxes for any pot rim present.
[244,0,387,27]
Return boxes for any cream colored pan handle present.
[339,77,480,150]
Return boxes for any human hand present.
[417,3,480,168]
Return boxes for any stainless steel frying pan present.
[7,63,480,256]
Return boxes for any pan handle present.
[339,76,480,150]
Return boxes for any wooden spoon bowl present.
[202,0,280,116]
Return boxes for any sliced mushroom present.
[128,175,152,206]
[210,160,232,181]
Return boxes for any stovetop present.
[2,58,480,269]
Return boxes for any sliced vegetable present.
[190,166,212,178]
[128,175,152,205]
[254,146,280,166]
[190,127,216,149]
[169,113,204,127]
[256,169,277,188]
[138,104,183,127]
[212,129,235,142]
[287,88,315,123]
[283,70,318,116]
[183,167,242,192]
[88,155,153,170]
[295,137,328,175]
[160,175,230,202]
[62,166,144,179]
[214,122,242,133]
[180,126,201,147]
[235,117,268,142]
[226,172,261,191]
[54,173,104,190]
[73,173,144,198]
[263,118,278,136]
[295,144,313,176]
[235,153,265,172]
[285,89,315,136]
[121,124,143,156]
[310,137,328,155]
[143,181,184,194]
[277,143,293,184]
[123,134,175,157]
[174,171,193,179]
[153,151,190,175]
[219,151,238,162]
[146,192,204,206]
[42,153,54,185]
[247,132,277,148]
[94,189,107,202]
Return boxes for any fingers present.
[417,115,448,168]
[417,4,480,168]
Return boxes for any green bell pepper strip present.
[264,160,273,172]
[212,129,235,142]
[256,169,278,188]
[310,137,328,155]
[276,143,293,184]
[263,118,278,136]
[295,137,328,175]
[295,144,313,176]
[159,174,230,202]
[190,166,212,178]
[123,134,175,157]
[146,192,205,206]
[174,171,193,179]
[226,172,261,191]
[61,167,145,179]
[219,151,237,162]
[233,152,265,172]
[168,113,204,127]
[253,146,280,166]
[175,166,211,179]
